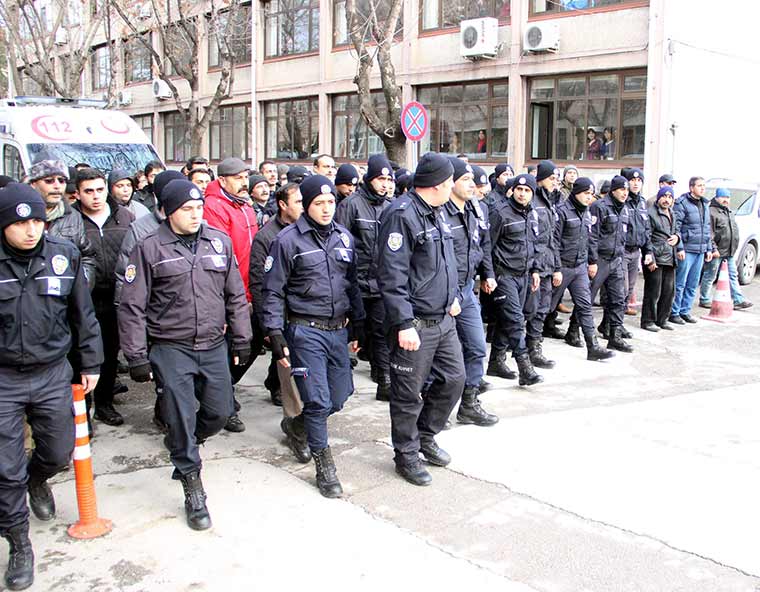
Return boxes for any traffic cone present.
[703,260,734,323]
[68,384,113,539]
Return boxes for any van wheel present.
[738,242,757,285]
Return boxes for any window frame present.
[123,33,153,85]
[263,96,320,161]
[132,113,154,144]
[207,4,252,69]
[208,103,251,161]
[331,91,388,160]
[263,0,320,60]
[332,0,403,48]
[528,0,648,19]
[90,43,111,91]
[419,0,510,34]
[525,69,647,165]
[3,145,25,180]
[162,111,191,164]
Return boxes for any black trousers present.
[589,257,626,329]
[551,264,595,338]
[387,315,465,465]
[149,342,233,476]
[363,297,390,378]
[492,273,534,357]
[642,264,676,327]
[92,292,119,409]
[0,359,74,535]
[526,275,552,340]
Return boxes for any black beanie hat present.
[414,152,454,188]
[536,160,559,183]
[571,177,596,196]
[511,174,537,193]
[153,170,186,207]
[494,163,515,178]
[471,165,489,186]
[0,183,47,230]
[300,175,336,210]
[0,175,14,189]
[162,179,205,217]
[287,165,310,184]
[610,175,629,192]
[365,154,394,184]
[335,164,359,186]
[448,157,474,182]
[622,167,644,182]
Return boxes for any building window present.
[333,0,403,46]
[163,111,191,163]
[90,44,110,91]
[421,0,509,31]
[418,80,509,160]
[209,104,250,161]
[3,145,25,180]
[332,92,387,159]
[132,114,154,144]
[208,5,251,68]
[528,71,646,162]
[124,33,152,84]
[264,0,319,58]
[530,0,645,16]
[264,97,319,160]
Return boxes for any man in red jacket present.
[203,157,258,433]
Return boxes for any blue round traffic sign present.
[401,101,429,142]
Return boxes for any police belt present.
[288,314,347,331]
[625,245,641,253]
[412,314,445,329]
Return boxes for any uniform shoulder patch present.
[264,256,274,272]
[125,264,137,283]
[211,237,224,254]
[340,232,351,248]
[387,232,403,252]
[51,254,68,276]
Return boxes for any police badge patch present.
[387,232,403,251]
[340,233,350,248]
[125,264,137,283]
[264,256,274,272]
[16,203,32,218]
[51,254,68,275]
[211,238,224,254]
[591,215,598,225]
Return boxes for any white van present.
[0,96,162,180]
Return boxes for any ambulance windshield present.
[26,143,161,174]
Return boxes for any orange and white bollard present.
[67,384,113,539]
[703,260,735,323]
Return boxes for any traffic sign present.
[400,101,429,142]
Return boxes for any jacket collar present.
[157,220,213,245]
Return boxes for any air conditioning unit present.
[138,4,152,19]
[54,29,68,46]
[118,90,133,106]
[460,17,499,59]
[152,79,172,100]
[523,23,560,53]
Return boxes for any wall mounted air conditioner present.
[523,23,560,53]
[118,91,133,106]
[152,79,172,100]
[460,17,499,59]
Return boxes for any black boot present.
[312,447,343,498]
[3,523,34,591]
[419,438,451,467]
[564,320,583,348]
[516,352,543,386]
[395,458,432,486]
[280,415,311,463]
[527,337,555,369]
[478,378,492,393]
[486,350,517,380]
[608,326,634,353]
[597,316,610,339]
[376,374,391,402]
[457,386,499,426]
[585,333,615,361]
[27,475,55,522]
[542,312,565,339]
[620,325,633,339]
[179,471,211,530]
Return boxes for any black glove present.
[269,332,289,361]
[232,345,251,366]
[129,363,152,383]
[348,321,366,348]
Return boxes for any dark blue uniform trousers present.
[0,359,74,535]
[387,314,465,466]
[493,273,535,357]
[551,265,596,338]
[588,257,626,329]
[363,297,391,376]
[526,275,552,340]
[455,281,487,388]
[149,342,233,477]
[285,324,353,451]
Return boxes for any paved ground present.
[9,276,760,591]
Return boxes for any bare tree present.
[0,0,109,99]
[109,0,250,155]
[346,0,406,163]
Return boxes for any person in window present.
[601,127,616,160]
[476,130,487,154]
[585,128,602,161]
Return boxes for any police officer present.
[263,175,365,498]
[335,154,394,401]
[524,160,562,370]
[551,178,615,361]
[441,157,498,426]
[471,165,491,200]
[488,174,543,386]
[0,184,102,590]
[334,164,359,204]
[484,163,514,210]
[586,175,633,352]
[621,168,654,316]
[377,153,465,487]
[118,180,252,530]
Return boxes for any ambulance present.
[0,96,162,180]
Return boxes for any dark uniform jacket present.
[0,235,103,372]
[441,198,495,288]
[647,204,678,267]
[533,186,562,275]
[46,199,97,289]
[74,198,134,293]
[114,210,163,306]
[709,198,740,257]
[262,216,365,333]
[249,214,289,328]
[334,184,391,298]
[484,183,508,211]
[674,192,715,254]
[118,222,252,368]
[588,195,629,264]
[624,192,653,255]
[377,191,459,329]
[554,197,593,268]
[134,186,157,213]
[489,198,540,277]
